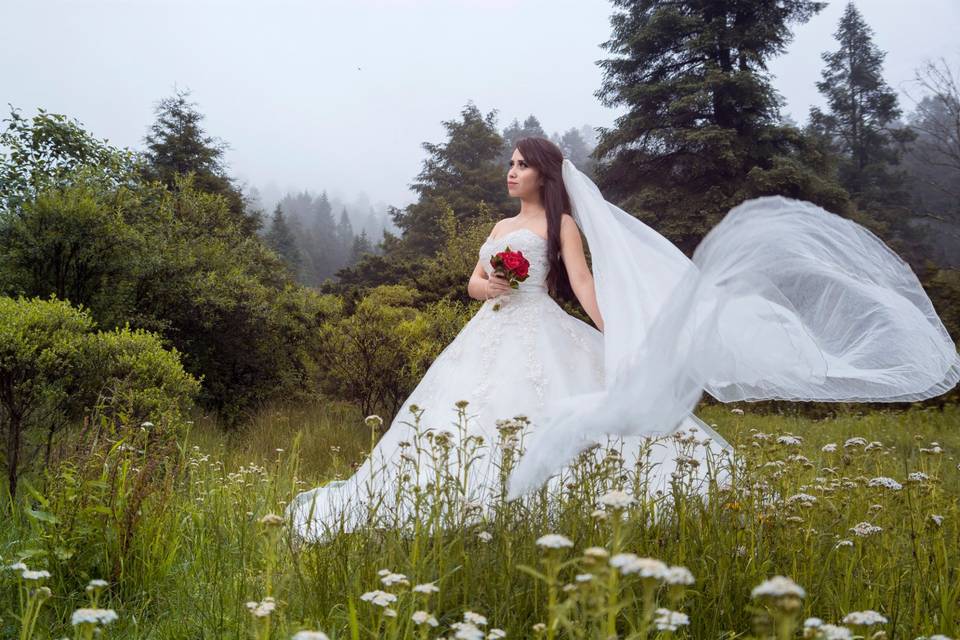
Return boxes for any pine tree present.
[143,88,259,234]
[265,205,301,274]
[501,115,547,162]
[809,2,914,206]
[350,229,374,264]
[592,0,844,254]
[393,102,511,255]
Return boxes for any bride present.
[287,137,960,543]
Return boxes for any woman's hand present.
[485,273,512,299]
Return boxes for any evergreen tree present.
[558,127,595,176]
[265,204,301,273]
[809,2,914,206]
[392,102,511,255]
[350,229,374,264]
[336,207,355,268]
[592,0,845,255]
[143,88,258,234]
[501,115,547,162]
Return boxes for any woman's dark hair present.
[513,136,575,302]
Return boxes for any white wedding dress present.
[288,159,960,544]
[287,227,734,543]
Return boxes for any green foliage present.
[0,296,197,499]
[0,106,139,217]
[0,296,94,498]
[142,88,259,235]
[2,404,958,638]
[74,325,201,426]
[592,0,838,255]
[316,285,473,418]
[0,178,143,320]
[264,204,302,274]
[392,103,512,256]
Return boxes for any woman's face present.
[507,148,543,200]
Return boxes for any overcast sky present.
[2,0,958,209]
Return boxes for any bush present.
[0,295,199,500]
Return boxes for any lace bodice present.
[480,228,549,293]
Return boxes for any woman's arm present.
[559,214,604,332]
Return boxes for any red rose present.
[501,251,525,272]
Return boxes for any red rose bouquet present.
[489,246,530,311]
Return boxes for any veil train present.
[506,159,960,498]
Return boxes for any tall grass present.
[1,401,957,639]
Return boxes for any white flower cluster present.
[71,608,119,626]
[751,575,806,599]
[841,610,888,626]
[866,476,902,491]
[654,608,690,631]
[245,597,277,618]
[598,489,636,510]
[360,590,397,607]
[378,568,410,587]
[535,534,573,549]
[849,521,883,537]
[411,610,439,627]
[292,631,330,640]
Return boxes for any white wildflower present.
[380,572,409,587]
[583,546,609,559]
[535,534,573,549]
[477,531,493,543]
[842,610,888,626]
[464,611,488,626]
[599,489,636,509]
[20,569,51,581]
[867,476,902,491]
[412,581,440,594]
[731,408,744,415]
[844,437,868,449]
[575,573,594,583]
[822,443,838,452]
[246,597,277,617]
[411,611,439,627]
[850,522,883,537]
[834,539,854,549]
[804,617,824,629]
[664,565,695,585]
[487,629,507,639]
[71,608,119,626]
[818,624,853,639]
[786,493,818,506]
[618,556,668,579]
[929,514,944,527]
[86,579,108,592]
[292,632,331,640]
[451,621,485,640]
[360,590,397,607]
[751,575,806,599]
[777,435,803,446]
[653,608,690,631]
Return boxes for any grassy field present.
[1,400,958,639]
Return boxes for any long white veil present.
[506,158,960,498]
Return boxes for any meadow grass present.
[1,401,957,639]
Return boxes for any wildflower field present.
[1,401,958,640]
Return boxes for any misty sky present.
[2,0,958,210]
